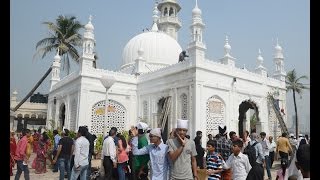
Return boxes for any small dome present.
[12,90,18,95]
[85,22,94,31]
[192,7,202,15]
[121,31,182,67]
[54,53,61,61]
[275,44,282,51]
[224,43,231,51]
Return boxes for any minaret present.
[186,0,206,64]
[255,49,267,77]
[272,39,286,81]
[50,50,61,91]
[11,90,18,103]
[219,36,236,67]
[80,15,96,72]
[157,0,182,40]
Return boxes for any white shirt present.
[260,138,270,156]
[269,140,276,152]
[102,136,117,163]
[223,152,252,180]
[74,136,90,167]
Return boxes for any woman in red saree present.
[34,132,50,174]
[32,130,40,153]
[10,131,17,176]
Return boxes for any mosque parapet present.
[51,72,77,91]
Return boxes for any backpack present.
[243,141,259,166]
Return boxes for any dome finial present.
[89,15,92,22]
[151,2,159,32]
[196,0,198,8]
[224,35,231,55]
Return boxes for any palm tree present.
[11,15,83,112]
[34,15,83,74]
[285,69,309,138]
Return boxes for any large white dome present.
[121,31,182,67]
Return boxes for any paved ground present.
[11,153,281,180]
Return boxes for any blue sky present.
[10,0,310,132]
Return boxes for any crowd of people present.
[10,119,310,180]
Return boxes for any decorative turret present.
[80,15,96,72]
[255,49,267,77]
[157,0,182,40]
[11,90,18,103]
[219,35,236,66]
[186,0,206,64]
[50,49,61,91]
[272,39,286,81]
[134,48,146,75]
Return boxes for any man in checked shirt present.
[212,125,233,180]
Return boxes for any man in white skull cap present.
[132,122,150,179]
[166,119,198,180]
[131,127,170,180]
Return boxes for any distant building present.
[10,90,47,131]
[30,92,48,103]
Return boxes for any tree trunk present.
[11,66,52,112]
[293,90,299,138]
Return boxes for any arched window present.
[91,100,126,135]
[180,93,188,119]
[164,8,168,16]
[169,8,174,16]
[206,96,225,136]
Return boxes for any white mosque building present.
[47,0,286,142]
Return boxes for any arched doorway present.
[158,97,170,143]
[59,103,66,129]
[238,100,259,138]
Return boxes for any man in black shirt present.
[53,129,74,180]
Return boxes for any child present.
[206,140,224,180]
[223,139,252,180]
[276,159,288,180]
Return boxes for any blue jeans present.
[14,160,30,180]
[86,153,92,180]
[265,155,271,179]
[117,162,127,180]
[58,157,71,180]
[53,150,59,172]
[71,164,89,180]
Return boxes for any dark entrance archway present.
[238,100,259,138]
[158,97,169,143]
[59,103,66,128]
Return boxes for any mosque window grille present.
[180,93,188,119]
[206,96,225,135]
[70,99,77,131]
[91,100,126,135]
